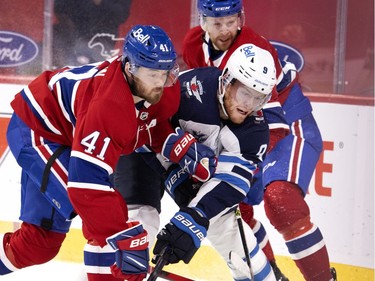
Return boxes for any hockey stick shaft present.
[148,253,168,281]
[235,208,254,280]
[149,266,195,281]
[148,246,195,281]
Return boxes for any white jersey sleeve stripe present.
[71,150,113,174]
[68,181,114,192]
[24,86,62,135]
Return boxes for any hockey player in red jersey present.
[182,1,337,280]
[1,25,216,281]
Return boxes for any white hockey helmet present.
[218,43,277,115]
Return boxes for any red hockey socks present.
[264,181,333,281]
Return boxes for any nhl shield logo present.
[140,112,149,120]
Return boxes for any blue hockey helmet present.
[198,0,243,18]
[123,25,177,71]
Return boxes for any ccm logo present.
[129,236,148,248]
[174,133,194,156]
[174,214,205,241]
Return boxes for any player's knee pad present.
[2,223,66,269]
[264,181,312,237]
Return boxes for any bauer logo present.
[0,31,39,67]
[270,41,304,72]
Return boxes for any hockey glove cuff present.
[153,207,209,264]
[164,165,202,207]
[106,221,149,281]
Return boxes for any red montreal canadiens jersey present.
[11,57,180,245]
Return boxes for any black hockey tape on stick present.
[235,208,254,280]
[148,247,171,281]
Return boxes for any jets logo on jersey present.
[185,76,203,103]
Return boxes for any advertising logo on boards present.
[0,31,39,67]
[270,41,304,72]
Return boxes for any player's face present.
[204,15,240,51]
[223,81,267,124]
[129,66,169,104]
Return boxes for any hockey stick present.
[147,246,171,281]
[148,246,195,281]
[149,266,195,281]
[235,208,254,280]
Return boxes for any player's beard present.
[129,75,164,105]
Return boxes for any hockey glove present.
[243,170,265,206]
[106,222,149,281]
[153,207,209,264]
[162,127,217,182]
[164,165,202,207]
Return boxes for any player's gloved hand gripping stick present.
[152,207,209,265]
[162,127,217,182]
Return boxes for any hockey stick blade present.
[229,251,252,280]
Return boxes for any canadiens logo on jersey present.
[185,76,203,103]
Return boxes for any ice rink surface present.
[1,261,85,281]
[0,261,173,281]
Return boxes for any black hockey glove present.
[152,207,209,265]
[164,165,202,207]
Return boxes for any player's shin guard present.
[84,242,121,281]
[264,181,332,281]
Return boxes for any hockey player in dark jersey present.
[153,43,277,281]
[182,1,290,279]
[1,25,217,281]
[181,1,336,280]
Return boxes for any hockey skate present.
[330,267,337,281]
[270,261,289,281]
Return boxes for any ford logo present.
[270,41,304,72]
[0,31,39,67]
